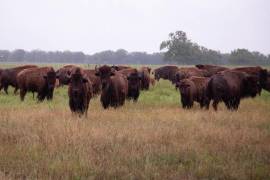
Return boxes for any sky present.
[0,0,269,55]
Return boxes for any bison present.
[83,69,101,96]
[139,66,151,90]
[206,70,260,111]
[56,65,81,86]
[195,64,229,76]
[176,76,210,109]
[17,67,57,101]
[67,68,93,116]
[153,65,179,84]
[118,68,142,101]
[232,66,268,93]
[111,65,131,71]
[95,65,128,109]
[175,67,210,83]
[0,65,38,94]
[264,72,270,92]
[126,71,142,101]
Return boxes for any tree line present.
[0,30,269,65]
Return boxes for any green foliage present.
[160,31,270,65]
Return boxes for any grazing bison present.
[195,64,228,76]
[0,65,38,94]
[56,65,80,86]
[139,66,151,90]
[67,68,93,116]
[111,65,131,71]
[206,70,260,111]
[176,76,210,109]
[83,69,101,96]
[95,65,128,109]
[153,65,179,84]
[17,67,57,101]
[175,67,210,83]
[232,66,268,93]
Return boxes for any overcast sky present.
[0,0,269,55]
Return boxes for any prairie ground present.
[0,70,270,179]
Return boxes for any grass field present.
[0,65,270,179]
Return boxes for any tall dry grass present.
[0,80,270,179]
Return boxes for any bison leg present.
[20,89,27,101]
[212,100,219,111]
[37,93,46,101]
[231,98,240,111]
[0,84,3,93]
[14,87,19,95]
[4,85,8,94]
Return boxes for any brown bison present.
[0,65,38,94]
[118,68,142,101]
[206,70,260,111]
[195,64,229,76]
[139,66,151,90]
[56,65,80,86]
[111,65,131,71]
[176,76,210,109]
[232,66,268,93]
[95,65,128,109]
[175,67,210,83]
[83,69,101,96]
[67,68,93,116]
[126,71,142,101]
[17,67,57,101]
[264,72,270,92]
[153,65,179,84]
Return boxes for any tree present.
[160,31,223,64]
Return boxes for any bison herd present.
[0,64,269,116]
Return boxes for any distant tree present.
[160,31,224,64]
[228,49,268,65]
[9,49,26,62]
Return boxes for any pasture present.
[0,64,270,179]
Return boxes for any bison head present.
[56,68,72,86]
[95,65,115,90]
[68,69,89,107]
[243,75,260,98]
[178,81,191,95]
[43,70,57,100]
[127,72,142,91]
